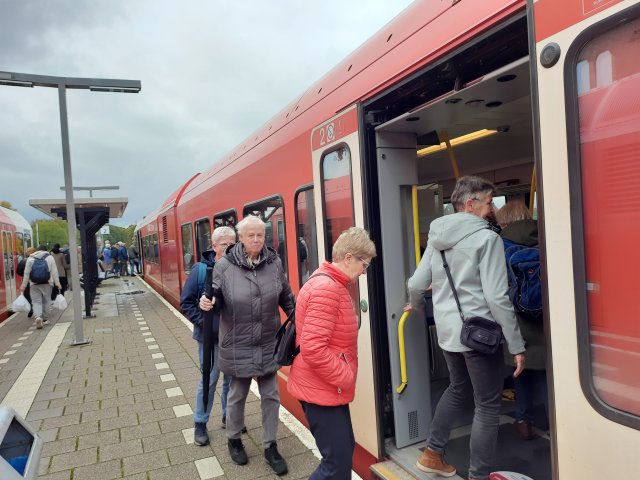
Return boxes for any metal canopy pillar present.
[52,206,109,319]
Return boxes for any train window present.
[181,223,194,273]
[16,233,24,264]
[153,234,159,263]
[570,16,640,422]
[321,144,355,259]
[195,218,211,261]
[295,186,319,286]
[213,210,237,229]
[243,196,288,276]
[24,233,31,250]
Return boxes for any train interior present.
[364,14,552,479]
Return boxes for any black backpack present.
[30,254,51,284]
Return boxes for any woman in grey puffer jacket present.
[200,215,294,475]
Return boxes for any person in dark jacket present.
[288,227,376,480]
[496,202,547,440]
[200,215,295,475]
[180,226,236,446]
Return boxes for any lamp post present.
[0,71,141,346]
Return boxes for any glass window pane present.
[181,224,194,272]
[214,211,237,229]
[195,219,211,261]
[296,187,319,285]
[321,145,354,258]
[243,197,287,277]
[576,18,640,416]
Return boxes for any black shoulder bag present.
[440,250,503,355]
[274,272,336,366]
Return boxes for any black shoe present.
[27,309,33,318]
[221,415,226,429]
[228,438,248,465]
[264,442,288,476]
[194,422,209,446]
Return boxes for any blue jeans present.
[221,374,230,417]
[427,347,504,480]
[515,369,548,424]
[194,341,223,424]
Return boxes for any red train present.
[138,1,640,478]
[0,206,33,321]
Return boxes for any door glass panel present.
[576,17,640,416]
[321,145,354,258]
[181,224,194,272]
[295,187,319,285]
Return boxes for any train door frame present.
[310,105,381,460]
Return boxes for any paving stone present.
[41,437,77,457]
[195,456,225,479]
[167,443,215,465]
[142,430,186,453]
[99,412,139,431]
[138,407,175,424]
[40,413,81,430]
[49,446,97,473]
[119,421,162,441]
[122,449,170,476]
[98,438,144,462]
[36,471,72,480]
[148,461,200,480]
[57,421,99,439]
[38,428,59,443]
[63,400,100,415]
[27,406,64,421]
[72,458,121,480]
[77,428,121,450]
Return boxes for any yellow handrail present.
[396,185,421,394]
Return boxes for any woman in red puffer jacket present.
[288,227,376,480]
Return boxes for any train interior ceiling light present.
[417,128,498,157]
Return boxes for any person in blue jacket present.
[180,226,236,446]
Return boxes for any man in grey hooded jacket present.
[407,176,526,480]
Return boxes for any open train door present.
[531,0,640,477]
[310,105,381,463]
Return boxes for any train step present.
[370,460,417,480]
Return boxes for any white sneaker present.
[42,318,50,325]
[35,317,43,329]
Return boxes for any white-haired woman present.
[288,227,376,480]
[200,215,294,475]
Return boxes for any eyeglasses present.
[355,256,370,269]
[472,197,495,207]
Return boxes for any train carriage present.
[0,206,33,321]
[139,1,640,478]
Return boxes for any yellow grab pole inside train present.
[397,184,421,394]
[529,168,536,215]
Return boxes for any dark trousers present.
[515,369,548,425]
[301,402,355,480]
[427,346,504,480]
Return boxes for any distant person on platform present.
[118,242,129,276]
[51,244,69,295]
[128,243,141,275]
[20,245,61,329]
[180,226,237,447]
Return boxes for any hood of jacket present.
[500,219,538,246]
[32,250,49,259]
[429,213,490,251]
[200,248,216,266]
[224,242,278,269]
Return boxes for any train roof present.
[0,206,32,233]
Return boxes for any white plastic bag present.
[53,294,67,310]
[11,294,31,313]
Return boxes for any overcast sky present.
[0,1,414,227]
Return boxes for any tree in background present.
[32,219,74,247]
[101,224,135,246]
[0,200,17,211]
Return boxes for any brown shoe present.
[513,420,534,440]
[416,447,456,477]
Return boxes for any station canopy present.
[29,197,127,220]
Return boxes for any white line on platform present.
[1,322,71,417]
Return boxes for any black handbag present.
[440,251,503,355]
[274,310,299,366]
